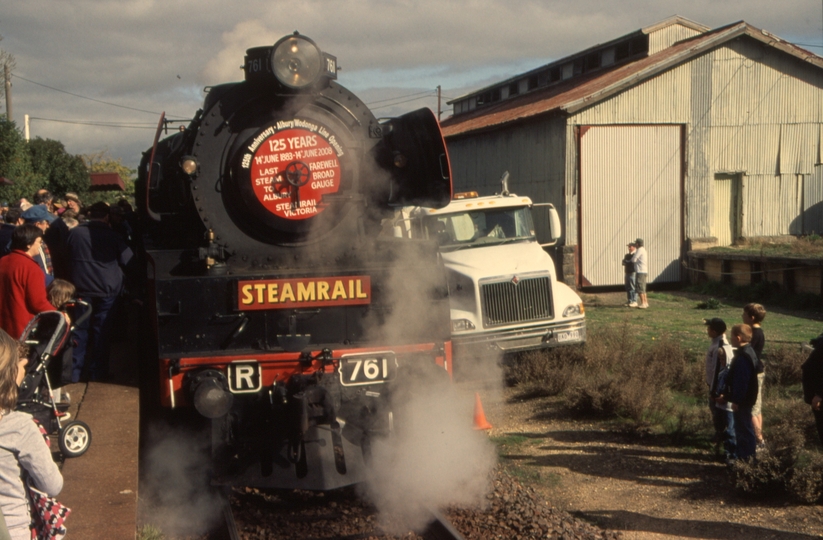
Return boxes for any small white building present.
[441,16,823,288]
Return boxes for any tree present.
[0,118,41,204]
[28,137,89,196]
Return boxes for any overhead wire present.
[12,73,167,116]
[27,117,160,129]
[365,89,434,106]
[15,71,451,124]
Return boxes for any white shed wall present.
[648,24,705,55]
[568,37,823,245]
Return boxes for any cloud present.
[0,0,819,168]
[202,20,282,84]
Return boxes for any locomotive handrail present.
[144,112,166,222]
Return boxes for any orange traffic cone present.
[473,392,493,431]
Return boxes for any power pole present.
[4,62,11,122]
[437,85,441,122]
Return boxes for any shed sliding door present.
[579,125,683,286]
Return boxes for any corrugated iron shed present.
[443,16,823,289]
[441,21,823,139]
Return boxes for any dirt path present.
[476,386,823,540]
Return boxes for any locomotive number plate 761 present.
[338,353,397,386]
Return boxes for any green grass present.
[703,236,823,258]
[503,289,823,501]
[136,525,165,540]
[491,434,532,448]
[584,290,822,358]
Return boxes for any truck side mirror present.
[533,203,562,246]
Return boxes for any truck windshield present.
[423,207,535,249]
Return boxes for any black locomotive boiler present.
[136,33,453,490]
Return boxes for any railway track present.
[421,507,465,540]
[209,486,466,540]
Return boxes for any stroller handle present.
[64,299,92,330]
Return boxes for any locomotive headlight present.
[180,156,198,176]
[190,370,234,419]
[271,34,322,89]
[393,151,408,168]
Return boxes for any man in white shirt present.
[630,238,648,308]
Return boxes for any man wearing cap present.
[64,193,82,215]
[622,242,637,307]
[21,205,55,286]
[67,201,134,382]
[704,317,735,460]
[630,238,648,308]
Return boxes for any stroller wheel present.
[59,421,92,458]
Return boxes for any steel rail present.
[422,506,466,540]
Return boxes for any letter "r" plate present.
[227,361,262,393]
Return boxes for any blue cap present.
[22,204,56,224]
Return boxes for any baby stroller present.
[16,306,92,458]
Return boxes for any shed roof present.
[441,21,823,138]
[89,172,125,192]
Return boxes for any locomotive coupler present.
[298,347,333,369]
[286,381,339,465]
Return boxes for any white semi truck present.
[391,174,586,362]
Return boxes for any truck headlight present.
[451,319,476,332]
[562,303,585,317]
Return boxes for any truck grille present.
[481,276,552,328]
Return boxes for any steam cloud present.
[362,366,498,534]
[138,421,224,537]
[352,152,500,533]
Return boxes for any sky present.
[0,0,821,170]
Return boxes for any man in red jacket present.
[0,224,55,339]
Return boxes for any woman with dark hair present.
[0,224,56,339]
[0,329,63,539]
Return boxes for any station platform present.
[56,334,140,539]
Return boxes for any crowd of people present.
[704,301,823,467]
[619,239,823,465]
[0,190,136,539]
[703,304,767,465]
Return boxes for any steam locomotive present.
[136,33,453,490]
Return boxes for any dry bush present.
[732,452,786,497]
[765,398,817,450]
[786,450,823,503]
[504,346,585,396]
[766,344,806,387]
[666,402,705,444]
[564,326,688,425]
[677,360,707,399]
[768,421,808,458]
[732,398,823,501]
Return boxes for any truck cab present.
[392,183,586,363]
